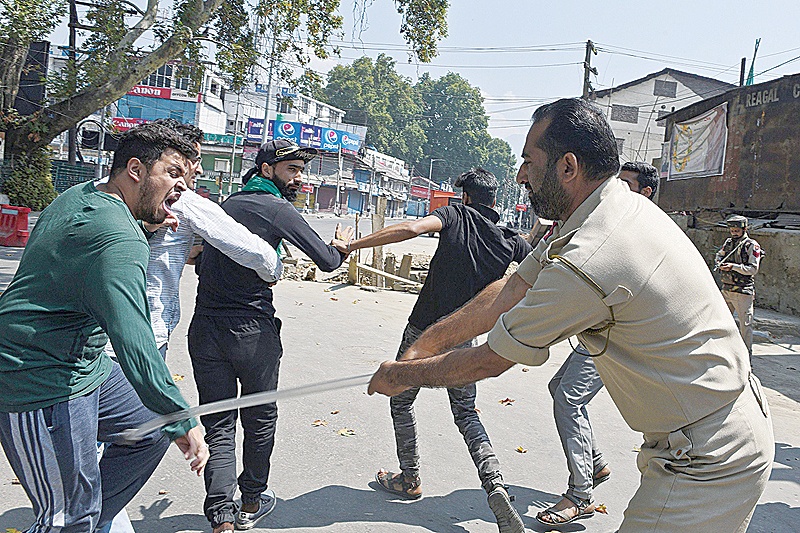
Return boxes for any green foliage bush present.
[2,149,57,210]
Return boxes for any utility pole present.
[228,92,242,196]
[261,17,279,144]
[335,146,342,216]
[582,39,598,100]
[67,0,78,163]
[428,158,444,214]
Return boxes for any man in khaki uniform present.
[715,215,762,356]
[368,98,774,532]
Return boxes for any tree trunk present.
[4,0,224,159]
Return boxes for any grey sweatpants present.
[547,347,606,502]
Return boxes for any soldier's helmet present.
[726,215,749,228]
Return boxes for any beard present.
[528,162,571,221]
[133,175,165,225]
[278,181,299,202]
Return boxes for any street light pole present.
[428,158,444,214]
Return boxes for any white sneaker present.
[235,490,276,530]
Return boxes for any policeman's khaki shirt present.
[487,178,750,434]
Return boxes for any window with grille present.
[653,80,678,98]
[610,104,639,124]
[144,65,172,88]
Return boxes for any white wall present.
[593,74,713,164]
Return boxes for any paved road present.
[0,214,799,532]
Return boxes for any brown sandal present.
[375,469,422,499]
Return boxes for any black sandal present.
[536,493,595,526]
[593,463,611,488]
[375,469,422,500]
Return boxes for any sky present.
[50,0,800,159]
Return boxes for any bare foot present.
[212,522,234,532]
[537,496,595,524]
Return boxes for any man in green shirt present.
[0,122,209,532]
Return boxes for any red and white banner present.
[127,85,171,99]
[301,184,314,193]
[112,117,149,131]
[126,84,201,102]
[515,203,528,212]
[410,185,431,199]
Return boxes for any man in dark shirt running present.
[189,139,353,533]
[339,167,531,533]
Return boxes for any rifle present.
[713,238,745,272]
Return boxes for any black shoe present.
[235,490,276,530]
[487,486,525,533]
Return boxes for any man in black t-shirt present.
[340,168,531,533]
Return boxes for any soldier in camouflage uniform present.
[715,215,763,356]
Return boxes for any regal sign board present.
[515,204,528,212]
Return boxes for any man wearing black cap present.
[188,139,353,533]
[715,214,763,356]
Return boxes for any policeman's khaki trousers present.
[722,290,755,355]
[619,375,774,532]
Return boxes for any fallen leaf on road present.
[330,297,339,301]
[516,446,527,453]
[521,367,529,372]
[295,301,303,306]
[7,528,23,533]
[474,408,481,414]
[172,374,184,382]
[338,428,356,437]
[312,419,328,427]
[10,477,20,485]
[330,410,340,415]
[596,503,608,514]
[499,398,515,406]
[158,489,168,495]
[352,299,359,304]
[323,288,331,292]
[632,446,641,452]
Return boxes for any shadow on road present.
[752,345,800,403]
[0,484,566,533]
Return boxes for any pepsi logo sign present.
[326,130,338,143]
[280,123,295,136]
[341,134,360,148]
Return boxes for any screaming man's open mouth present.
[163,191,181,216]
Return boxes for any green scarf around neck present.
[241,174,285,258]
[242,175,283,197]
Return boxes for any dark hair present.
[110,121,198,175]
[531,98,620,181]
[454,167,497,206]
[621,161,659,195]
[151,118,204,146]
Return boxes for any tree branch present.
[116,0,159,51]
[25,0,225,150]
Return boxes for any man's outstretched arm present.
[369,343,515,397]
[337,215,443,253]
[400,272,532,360]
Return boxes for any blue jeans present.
[548,347,606,502]
[0,362,170,532]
